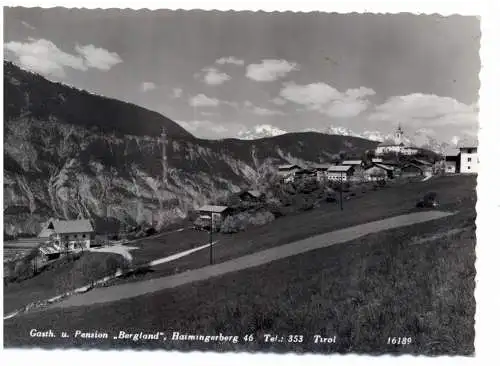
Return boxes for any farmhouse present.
[326,165,354,182]
[295,168,316,180]
[444,149,460,173]
[364,165,390,181]
[364,163,395,181]
[399,163,424,178]
[277,164,302,183]
[314,164,331,182]
[459,146,478,174]
[196,205,230,231]
[238,190,263,202]
[38,219,95,250]
[342,160,365,181]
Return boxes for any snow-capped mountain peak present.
[237,124,287,140]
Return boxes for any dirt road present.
[50,210,454,310]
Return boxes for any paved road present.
[50,210,454,310]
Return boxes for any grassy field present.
[3,252,128,314]
[3,207,475,354]
[3,175,476,354]
[111,175,476,284]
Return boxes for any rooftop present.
[327,165,353,172]
[278,164,301,170]
[198,205,229,213]
[342,160,363,165]
[40,219,94,236]
[313,164,332,170]
[373,163,395,171]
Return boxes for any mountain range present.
[3,61,380,236]
[237,125,453,154]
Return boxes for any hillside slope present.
[3,61,378,236]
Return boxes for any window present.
[83,234,86,238]
[467,157,472,162]
[468,166,471,170]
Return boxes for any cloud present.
[21,21,36,30]
[4,39,86,77]
[280,82,375,118]
[246,59,299,82]
[74,44,123,71]
[215,56,245,66]
[271,97,287,105]
[251,106,286,116]
[368,93,478,134]
[189,93,220,107]
[171,88,183,98]
[4,38,122,77]
[140,82,156,92]
[198,67,231,85]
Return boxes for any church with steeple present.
[374,124,419,156]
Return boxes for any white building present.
[374,125,419,156]
[459,146,479,174]
[38,219,95,250]
[326,165,354,181]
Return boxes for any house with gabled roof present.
[277,164,302,183]
[327,165,354,182]
[38,219,95,250]
[238,189,264,201]
[313,163,331,182]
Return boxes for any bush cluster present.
[220,210,275,234]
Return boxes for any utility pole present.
[209,213,214,265]
[339,171,344,211]
[157,127,167,230]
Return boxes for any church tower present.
[394,123,404,145]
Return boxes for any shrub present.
[268,203,286,218]
[279,194,293,207]
[325,191,338,203]
[248,211,275,226]
[220,215,245,234]
[296,178,319,194]
[300,198,316,211]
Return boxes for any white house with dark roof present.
[327,165,354,181]
[459,145,479,174]
[38,219,95,249]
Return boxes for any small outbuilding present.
[400,163,424,178]
[238,190,264,202]
[195,205,230,231]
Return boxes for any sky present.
[3,7,480,143]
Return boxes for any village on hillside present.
[4,123,478,293]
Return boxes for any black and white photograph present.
[2,5,479,356]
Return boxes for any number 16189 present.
[387,337,412,345]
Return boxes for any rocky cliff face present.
[3,61,378,236]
